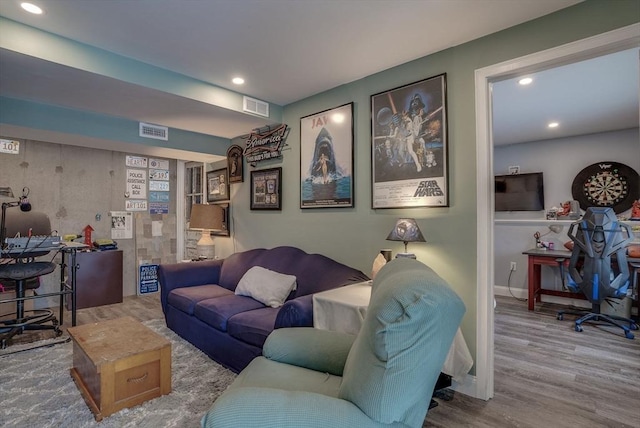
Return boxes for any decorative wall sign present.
[300,103,354,208]
[207,168,230,202]
[227,145,244,183]
[126,169,147,199]
[0,139,20,154]
[571,161,639,213]
[250,167,282,210]
[243,124,290,165]
[371,73,448,208]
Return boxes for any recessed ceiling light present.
[518,77,533,85]
[548,122,559,128]
[21,2,43,14]
[232,77,244,85]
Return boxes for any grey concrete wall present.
[0,138,177,306]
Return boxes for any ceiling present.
[1,0,636,147]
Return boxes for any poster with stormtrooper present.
[371,74,448,208]
[300,102,354,208]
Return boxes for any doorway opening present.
[474,23,639,401]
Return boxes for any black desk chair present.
[557,207,638,339]
[0,210,61,349]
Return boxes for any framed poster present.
[227,145,244,183]
[371,74,448,208]
[251,167,282,210]
[207,168,230,202]
[300,102,354,208]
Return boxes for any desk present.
[313,282,474,382]
[65,250,123,310]
[523,248,640,314]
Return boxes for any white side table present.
[313,282,473,382]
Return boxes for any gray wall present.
[0,139,178,305]
[494,128,640,292]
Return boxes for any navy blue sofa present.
[158,246,369,372]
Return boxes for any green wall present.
[223,0,640,372]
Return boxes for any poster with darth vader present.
[300,103,354,208]
[371,74,448,208]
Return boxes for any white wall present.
[494,128,639,295]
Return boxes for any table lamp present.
[386,218,426,259]
[189,204,224,259]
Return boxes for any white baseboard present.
[451,373,479,399]
[493,285,592,309]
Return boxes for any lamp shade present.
[386,218,425,257]
[190,204,224,231]
[386,218,426,243]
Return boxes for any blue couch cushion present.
[195,294,265,332]
[228,307,279,347]
[168,284,232,315]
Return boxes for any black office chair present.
[0,209,61,348]
[557,207,638,339]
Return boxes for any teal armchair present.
[201,258,466,428]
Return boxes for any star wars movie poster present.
[371,74,448,208]
[300,103,354,208]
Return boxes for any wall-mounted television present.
[495,172,544,211]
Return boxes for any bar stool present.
[0,261,60,348]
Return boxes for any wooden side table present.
[67,316,171,421]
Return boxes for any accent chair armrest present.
[201,387,392,428]
[263,327,356,376]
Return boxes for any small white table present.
[313,281,473,382]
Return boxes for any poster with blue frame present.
[138,263,159,295]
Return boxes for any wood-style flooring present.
[8,294,640,427]
[425,296,640,428]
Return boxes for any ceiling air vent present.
[139,122,168,141]
[243,96,269,117]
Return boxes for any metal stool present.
[0,261,61,349]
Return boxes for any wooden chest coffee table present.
[67,316,171,421]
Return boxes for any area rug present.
[0,319,236,427]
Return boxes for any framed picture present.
[227,145,244,183]
[250,167,282,210]
[211,202,230,237]
[300,102,354,208]
[371,74,448,208]
[207,168,230,202]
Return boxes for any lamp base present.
[196,230,215,259]
[395,253,416,259]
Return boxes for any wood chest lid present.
[67,316,170,367]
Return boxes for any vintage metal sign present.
[243,124,290,164]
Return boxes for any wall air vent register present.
[243,96,269,118]
[139,122,168,141]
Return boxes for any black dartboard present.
[571,161,639,213]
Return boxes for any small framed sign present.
[207,168,230,202]
[250,167,282,210]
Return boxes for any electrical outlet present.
[510,262,517,271]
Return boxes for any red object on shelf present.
[83,225,94,246]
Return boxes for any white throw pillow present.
[235,266,298,308]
